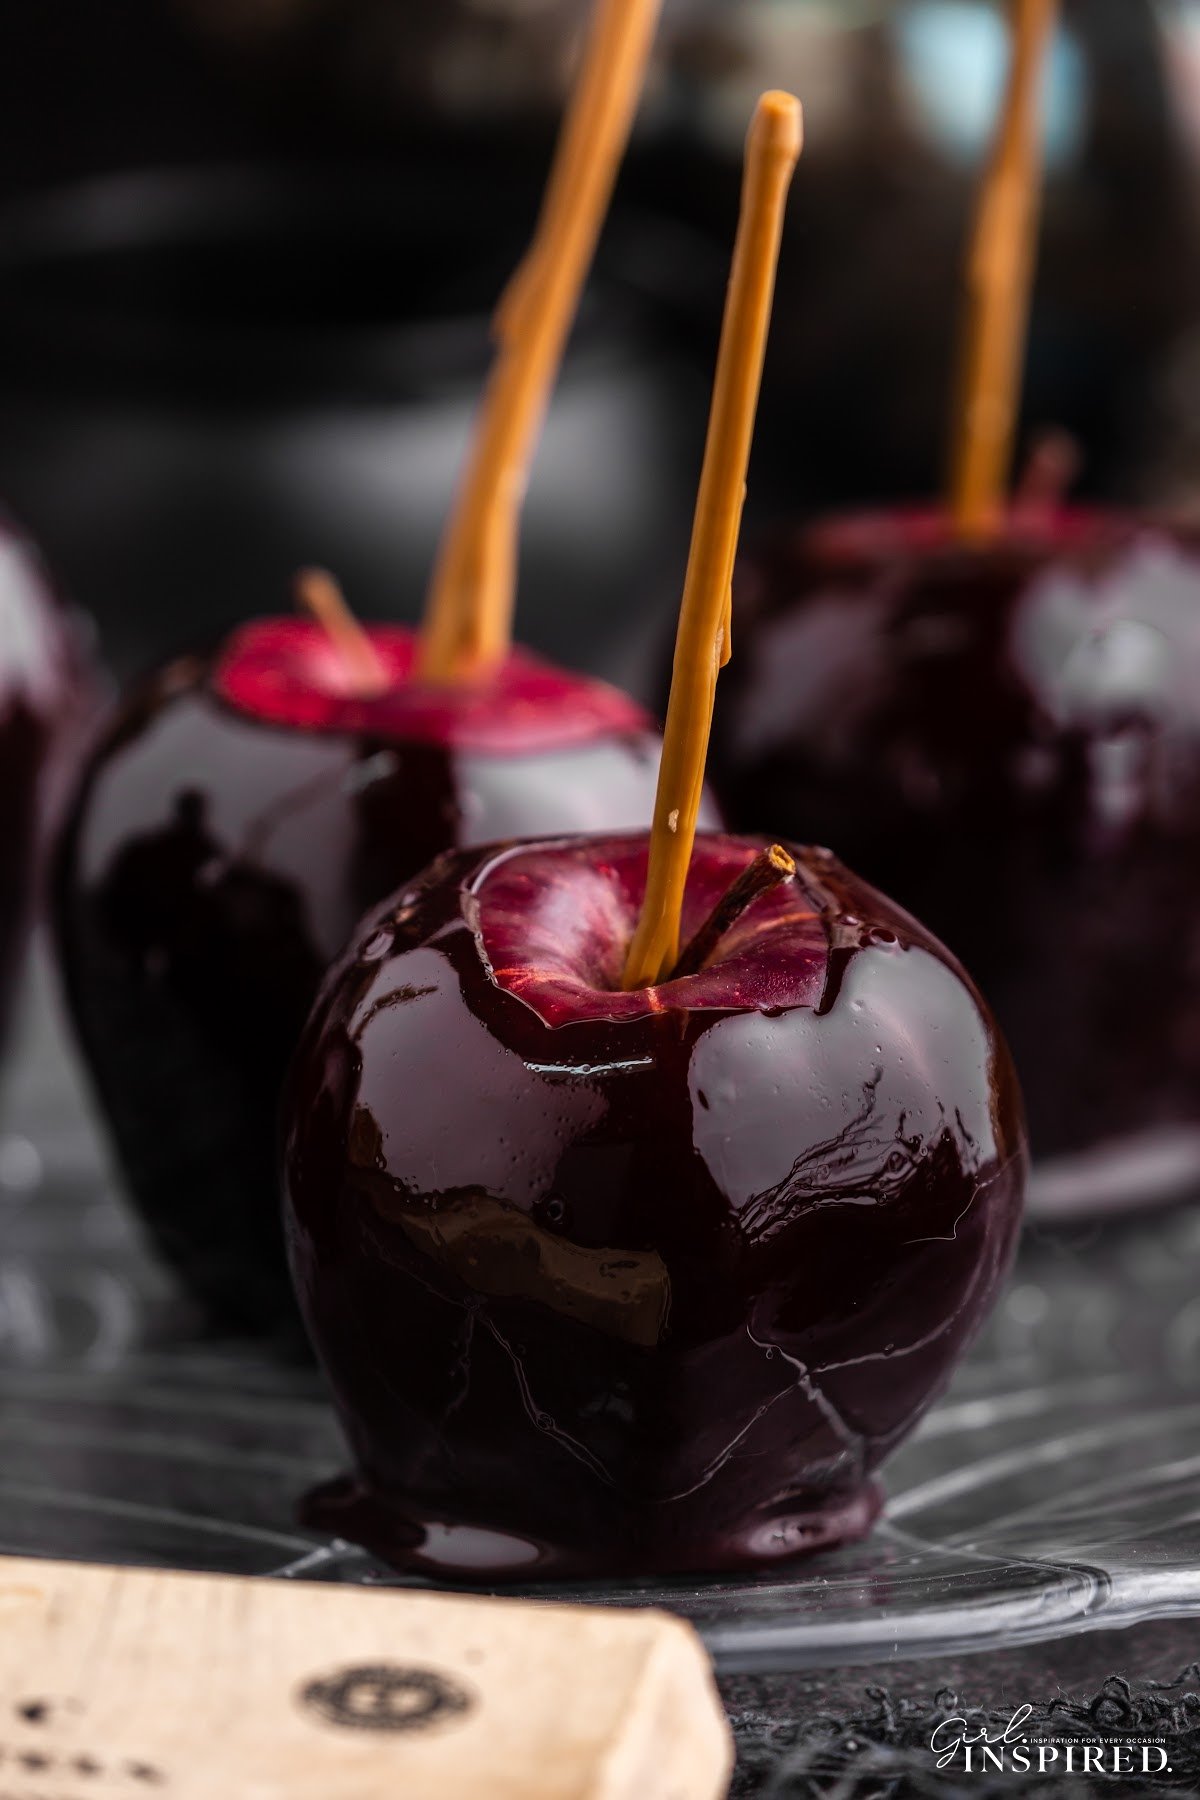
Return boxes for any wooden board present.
[0,1555,731,1800]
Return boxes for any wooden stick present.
[418,0,663,683]
[295,566,389,695]
[492,3,630,349]
[623,93,801,991]
[947,0,1059,537]
[0,1554,733,1800]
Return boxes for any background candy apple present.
[53,0,680,1331]
[708,507,1200,1209]
[701,9,1195,1211]
[55,621,689,1331]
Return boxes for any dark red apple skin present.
[54,627,697,1334]
[283,832,1025,1579]
[708,509,1200,1177]
[0,510,89,1047]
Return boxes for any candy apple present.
[55,623,681,1329]
[284,830,1025,1575]
[705,3,1183,1209]
[55,0,677,1329]
[709,506,1200,1209]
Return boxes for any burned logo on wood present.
[299,1664,474,1734]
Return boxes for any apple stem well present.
[416,0,663,685]
[622,92,802,992]
[947,0,1059,540]
[294,566,389,696]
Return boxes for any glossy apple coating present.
[0,511,87,1045]
[56,624,701,1332]
[708,508,1200,1203]
[283,832,1025,1579]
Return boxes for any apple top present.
[797,505,1134,572]
[354,830,995,1032]
[292,831,1025,1233]
[211,619,653,753]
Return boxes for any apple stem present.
[417,0,663,685]
[1013,427,1079,522]
[622,93,801,992]
[947,0,1059,539]
[670,843,797,979]
[294,567,389,696]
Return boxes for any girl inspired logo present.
[930,1706,1172,1776]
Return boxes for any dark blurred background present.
[3,0,1200,691]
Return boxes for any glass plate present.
[4,946,1200,1672]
